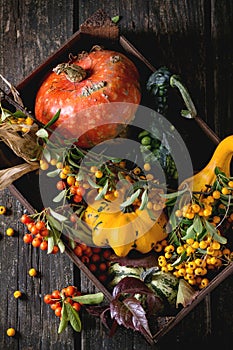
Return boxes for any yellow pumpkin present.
[180,135,233,192]
[83,191,168,257]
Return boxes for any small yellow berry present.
[56,161,63,169]
[28,268,37,277]
[191,204,201,213]
[175,209,183,218]
[6,328,16,337]
[228,181,233,188]
[221,187,231,195]
[25,116,34,125]
[212,241,221,250]
[95,170,103,179]
[0,205,7,215]
[13,290,22,299]
[199,278,209,289]
[40,160,49,171]
[143,163,151,171]
[212,190,221,199]
[6,228,14,236]
[50,158,58,166]
[199,240,208,249]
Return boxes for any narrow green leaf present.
[58,303,69,334]
[193,215,203,233]
[138,189,148,210]
[36,128,49,138]
[87,176,101,189]
[44,109,61,129]
[47,168,61,177]
[47,215,62,231]
[72,292,104,304]
[57,240,66,253]
[49,208,67,222]
[53,189,67,203]
[120,188,141,208]
[0,107,12,121]
[66,303,82,332]
[95,179,109,200]
[47,235,55,254]
[42,148,51,163]
[182,224,196,240]
[171,251,187,266]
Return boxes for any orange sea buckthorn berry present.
[212,190,221,199]
[212,241,221,250]
[6,228,14,236]
[67,176,75,186]
[200,278,209,289]
[40,159,49,171]
[95,170,103,179]
[13,290,22,299]
[6,328,16,337]
[227,180,233,188]
[177,246,184,254]
[50,158,57,166]
[143,163,151,171]
[191,203,201,213]
[28,268,37,277]
[90,166,98,173]
[222,187,231,195]
[175,209,183,218]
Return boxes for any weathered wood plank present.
[0,1,78,349]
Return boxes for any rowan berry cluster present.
[44,286,82,318]
[73,242,112,284]
[20,214,59,254]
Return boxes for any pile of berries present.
[73,242,112,284]
[44,286,82,318]
[20,214,59,254]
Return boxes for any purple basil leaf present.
[112,276,154,298]
[110,296,152,338]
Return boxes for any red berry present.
[73,194,82,203]
[52,290,61,299]
[40,228,49,237]
[32,237,42,248]
[73,302,81,312]
[40,240,48,251]
[21,214,32,225]
[65,286,76,297]
[51,245,59,254]
[35,221,46,231]
[44,294,53,304]
[55,306,62,317]
[91,254,100,263]
[23,233,33,244]
[73,245,82,257]
[56,180,66,191]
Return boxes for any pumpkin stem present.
[53,63,87,83]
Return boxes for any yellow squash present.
[181,135,233,192]
[84,191,168,257]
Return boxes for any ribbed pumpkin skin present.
[83,196,168,257]
[35,49,141,148]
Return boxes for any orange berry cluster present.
[20,214,59,254]
[73,242,112,284]
[44,286,81,318]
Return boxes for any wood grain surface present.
[0,1,233,349]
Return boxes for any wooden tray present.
[1,9,232,345]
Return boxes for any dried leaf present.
[0,163,39,190]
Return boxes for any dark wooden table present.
[0,1,233,349]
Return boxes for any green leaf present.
[111,15,120,23]
[36,128,49,138]
[57,240,66,253]
[204,220,227,244]
[42,147,51,163]
[181,224,195,240]
[87,176,102,189]
[161,186,188,199]
[193,215,203,233]
[138,189,148,210]
[49,208,67,222]
[58,303,69,334]
[66,302,82,332]
[95,179,109,200]
[47,235,55,254]
[120,188,141,208]
[44,109,60,129]
[0,107,12,121]
[72,292,104,304]
[47,168,61,177]
[47,215,62,231]
[171,251,187,266]
[53,189,67,203]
